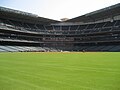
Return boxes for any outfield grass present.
[0,52,120,90]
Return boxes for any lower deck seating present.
[0,46,59,52]
[72,45,120,52]
[0,45,120,52]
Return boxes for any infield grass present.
[0,52,120,90]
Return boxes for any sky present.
[0,0,120,20]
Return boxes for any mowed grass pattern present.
[0,52,120,90]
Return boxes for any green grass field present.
[0,52,120,90]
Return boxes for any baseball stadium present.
[0,2,120,90]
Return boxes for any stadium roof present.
[0,3,120,24]
[65,3,120,22]
[0,6,60,24]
